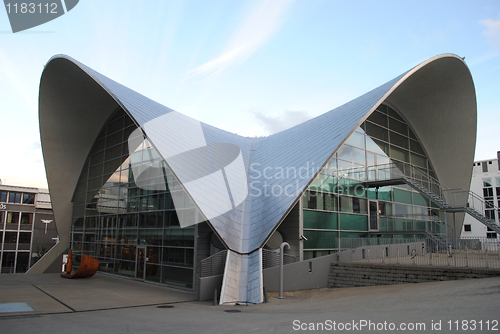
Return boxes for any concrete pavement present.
[1,273,499,333]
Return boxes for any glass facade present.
[0,189,37,273]
[70,109,198,289]
[302,104,445,259]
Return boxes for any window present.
[4,231,18,243]
[0,191,7,202]
[18,232,31,244]
[8,192,21,204]
[6,212,20,225]
[482,161,488,172]
[20,212,33,224]
[464,224,471,232]
[487,232,497,239]
[22,193,35,205]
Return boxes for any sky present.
[0,0,499,189]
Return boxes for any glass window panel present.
[393,188,412,204]
[365,122,388,141]
[387,106,404,121]
[0,191,7,202]
[18,232,31,244]
[484,179,493,187]
[496,178,500,187]
[323,193,338,211]
[339,213,368,231]
[483,188,493,198]
[381,201,393,216]
[410,140,425,155]
[367,111,388,127]
[337,145,366,165]
[413,193,429,207]
[6,212,20,224]
[376,104,388,114]
[411,153,427,168]
[344,131,365,149]
[4,231,18,243]
[378,187,393,201]
[22,193,35,205]
[8,192,21,203]
[161,266,193,289]
[393,203,413,217]
[106,131,123,148]
[390,132,409,149]
[107,116,124,134]
[409,128,417,140]
[303,230,337,249]
[20,212,32,224]
[365,136,385,156]
[389,146,409,162]
[90,151,105,166]
[303,210,338,229]
[105,144,123,161]
[389,118,408,136]
[482,162,489,172]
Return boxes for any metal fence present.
[338,237,500,269]
[200,250,227,278]
[262,249,297,269]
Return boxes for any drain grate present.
[224,309,241,313]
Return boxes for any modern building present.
[32,53,479,304]
[0,183,57,273]
[461,153,500,239]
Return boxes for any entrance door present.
[136,245,146,280]
[369,200,379,231]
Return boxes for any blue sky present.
[1,0,499,188]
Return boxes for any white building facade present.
[461,152,500,239]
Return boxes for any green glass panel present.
[378,187,392,201]
[303,210,338,229]
[393,188,412,204]
[394,219,407,231]
[303,230,338,249]
[339,213,368,231]
[339,231,365,238]
[414,220,426,231]
[379,217,394,231]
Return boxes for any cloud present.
[252,109,311,134]
[185,0,294,80]
[480,16,500,50]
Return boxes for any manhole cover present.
[157,305,175,309]
[224,309,241,313]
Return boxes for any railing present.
[262,248,297,269]
[200,250,227,277]
[338,237,500,269]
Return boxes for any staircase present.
[370,162,500,235]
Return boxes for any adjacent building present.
[0,183,57,273]
[32,53,477,304]
[461,153,500,239]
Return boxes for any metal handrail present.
[200,250,227,277]
[262,248,296,269]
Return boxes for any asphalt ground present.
[1,273,499,333]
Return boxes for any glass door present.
[369,200,379,231]
[136,245,146,280]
